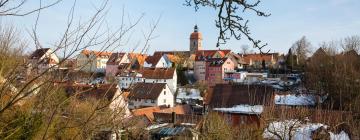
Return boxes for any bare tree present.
[0,0,161,139]
[291,36,312,66]
[0,0,62,16]
[184,0,270,53]
[341,35,360,53]
[240,44,249,54]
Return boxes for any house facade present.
[29,48,60,73]
[106,52,130,76]
[116,68,177,92]
[116,71,145,89]
[193,50,231,83]
[206,58,235,86]
[140,68,177,93]
[128,83,174,109]
[76,50,112,73]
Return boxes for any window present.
[164,91,166,95]
[151,100,155,103]
[145,99,148,103]
[164,79,166,82]
[163,99,166,103]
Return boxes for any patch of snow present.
[213,105,263,115]
[263,120,350,140]
[145,123,169,130]
[176,88,203,103]
[329,131,350,140]
[275,94,317,106]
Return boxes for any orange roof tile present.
[81,49,112,57]
[131,106,162,122]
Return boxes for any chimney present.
[171,112,176,124]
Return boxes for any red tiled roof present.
[145,55,163,66]
[206,84,274,108]
[128,83,166,100]
[65,84,119,101]
[155,105,193,115]
[131,106,162,122]
[138,68,175,79]
[81,49,112,57]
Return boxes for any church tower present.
[190,25,203,54]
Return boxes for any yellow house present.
[76,50,112,73]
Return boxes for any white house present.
[140,68,177,93]
[127,83,174,109]
[144,55,172,68]
[116,68,177,92]
[116,71,145,89]
[29,48,59,73]
[76,50,112,73]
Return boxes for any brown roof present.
[138,68,175,79]
[145,55,163,67]
[131,105,193,123]
[65,84,120,101]
[229,53,247,64]
[30,48,50,59]
[155,105,193,115]
[132,106,162,122]
[106,52,126,65]
[206,84,274,108]
[128,83,166,100]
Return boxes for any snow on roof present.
[176,88,203,102]
[213,105,263,115]
[263,120,350,140]
[275,94,317,106]
[145,123,169,130]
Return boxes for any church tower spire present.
[190,25,203,54]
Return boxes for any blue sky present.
[2,0,360,54]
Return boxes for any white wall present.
[109,89,131,117]
[128,84,174,109]
[117,76,144,89]
[156,84,174,107]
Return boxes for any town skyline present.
[4,0,360,54]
